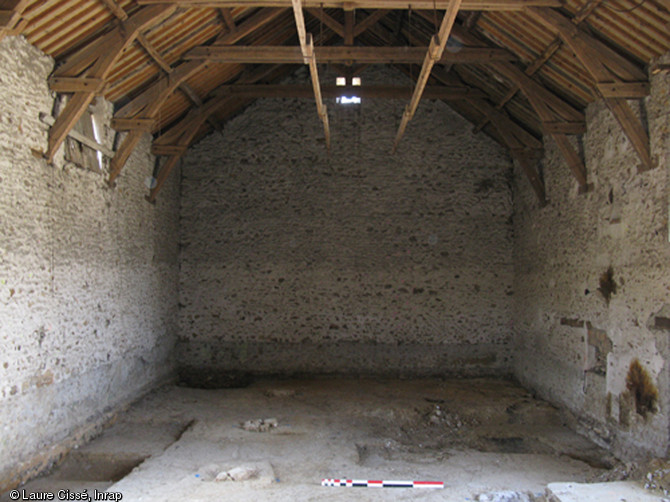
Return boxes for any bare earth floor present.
[3,377,663,501]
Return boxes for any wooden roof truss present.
[7,0,663,203]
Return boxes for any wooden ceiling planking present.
[587,7,670,61]
[143,7,221,56]
[25,0,112,54]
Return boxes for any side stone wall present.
[0,36,180,489]
[512,52,670,459]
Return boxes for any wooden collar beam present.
[392,0,462,153]
[185,45,514,64]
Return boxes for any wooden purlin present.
[45,4,176,162]
[0,0,30,40]
[392,0,463,152]
[528,7,654,171]
[292,0,331,150]
[107,8,286,185]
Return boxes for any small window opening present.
[335,76,361,105]
[63,109,105,173]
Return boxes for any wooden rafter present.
[146,65,289,202]
[353,9,390,37]
[0,0,31,41]
[489,62,588,188]
[185,45,514,64]
[528,7,654,171]
[305,8,344,37]
[107,7,286,185]
[137,0,562,10]
[392,0,462,152]
[471,0,604,134]
[45,4,176,162]
[292,0,331,150]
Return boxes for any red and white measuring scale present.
[322,478,444,489]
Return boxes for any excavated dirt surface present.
[3,377,631,501]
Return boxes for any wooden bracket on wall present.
[528,7,655,172]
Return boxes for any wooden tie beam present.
[126,83,485,100]
[292,0,330,150]
[392,0,463,153]
[185,45,514,64]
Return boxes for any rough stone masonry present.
[178,66,515,379]
[512,51,670,459]
[0,35,180,490]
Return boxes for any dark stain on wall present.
[598,266,617,305]
[626,359,658,418]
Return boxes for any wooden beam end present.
[637,155,659,173]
